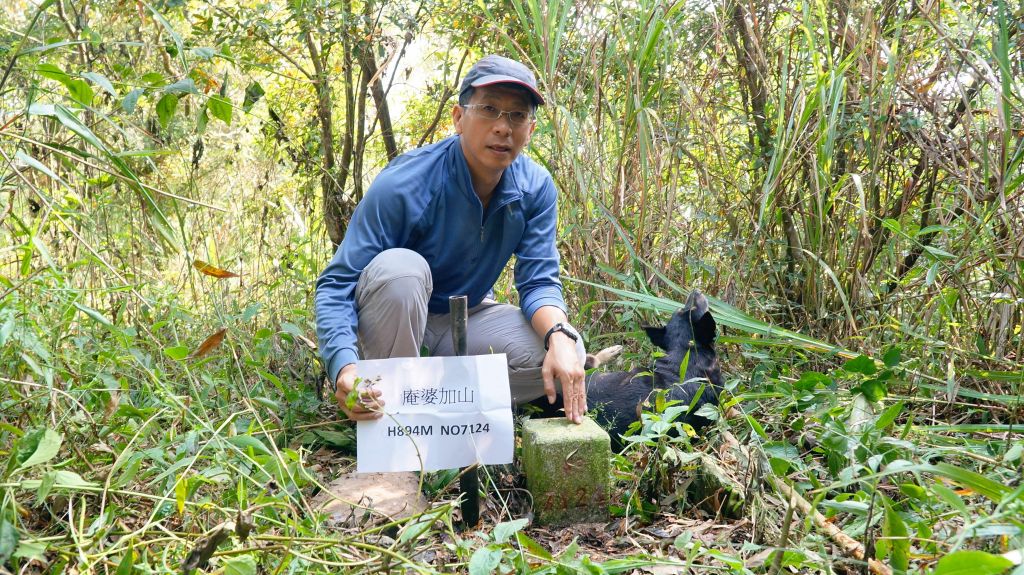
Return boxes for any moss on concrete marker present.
[521,417,610,525]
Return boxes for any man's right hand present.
[334,363,384,420]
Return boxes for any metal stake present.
[449,295,479,529]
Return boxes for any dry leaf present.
[236,510,254,542]
[180,527,230,573]
[105,391,120,418]
[190,328,227,359]
[193,259,239,279]
[295,333,317,350]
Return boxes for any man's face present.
[453,85,536,185]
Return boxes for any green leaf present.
[242,81,264,112]
[145,4,185,69]
[557,538,579,560]
[36,63,93,105]
[175,474,187,515]
[933,550,1013,575]
[677,349,691,382]
[874,401,904,431]
[51,469,96,488]
[207,95,232,124]
[82,71,117,96]
[796,370,831,390]
[16,150,69,187]
[928,462,1010,501]
[34,62,68,82]
[880,505,909,573]
[36,470,56,501]
[0,314,14,347]
[73,302,118,331]
[191,46,217,61]
[882,346,901,367]
[1005,442,1023,463]
[516,532,552,560]
[397,517,434,543]
[916,224,948,237]
[493,518,528,543]
[0,519,19,564]
[197,105,209,134]
[65,79,94,106]
[223,555,257,575]
[24,469,97,492]
[163,78,197,95]
[164,345,189,360]
[923,245,956,260]
[122,88,145,113]
[156,93,178,129]
[311,429,352,449]
[17,428,62,470]
[141,72,166,86]
[50,104,105,150]
[226,435,272,457]
[842,355,877,375]
[746,414,767,439]
[115,550,135,575]
[764,441,800,461]
[468,547,502,575]
[769,457,792,476]
[859,379,887,402]
[898,483,928,501]
[931,482,969,516]
[12,540,46,561]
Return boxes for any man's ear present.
[643,326,668,350]
[452,104,464,134]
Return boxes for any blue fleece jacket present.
[314,135,566,384]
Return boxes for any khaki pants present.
[354,248,585,405]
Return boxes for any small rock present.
[312,471,427,526]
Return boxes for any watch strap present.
[543,322,578,351]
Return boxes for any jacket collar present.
[448,136,524,210]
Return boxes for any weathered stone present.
[689,453,746,518]
[312,471,427,526]
[521,417,610,525]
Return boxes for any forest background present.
[0,0,1022,573]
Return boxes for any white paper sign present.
[355,354,513,473]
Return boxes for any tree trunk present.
[358,0,398,162]
[304,30,345,246]
[360,49,398,162]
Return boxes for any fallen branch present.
[769,475,893,575]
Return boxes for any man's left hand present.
[542,333,586,423]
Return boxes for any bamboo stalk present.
[768,476,893,575]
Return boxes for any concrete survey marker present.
[521,417,610,525]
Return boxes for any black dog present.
[526,291,723,445]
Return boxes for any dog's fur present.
[527,291,723,445]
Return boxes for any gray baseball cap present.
[459,55,545,105]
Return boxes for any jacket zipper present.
[480,195,519,242]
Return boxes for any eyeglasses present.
[462,104,535,126]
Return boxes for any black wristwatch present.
[543,322,578,351]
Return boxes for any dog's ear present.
[644,326,668,350]
[687,291,716,345]
[686,290,709,318]
[693,311,717,345]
